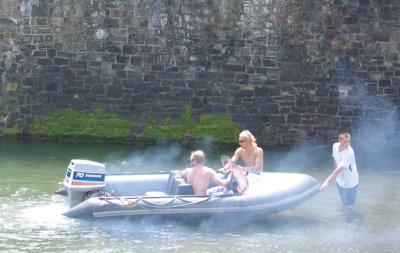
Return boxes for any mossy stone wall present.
[0,0,399,146]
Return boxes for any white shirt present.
[332,142,359,188]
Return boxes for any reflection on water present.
[0,139,399,253]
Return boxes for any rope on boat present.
[100,195,214,209]
[138,196,212,208]
[101,197,139,208]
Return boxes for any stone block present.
[37,58,51,65]
[32,50,47,57]
[70,60,87,70]
[260,103,279,114]
[107,85,123,98]
[378,79,391,87]
[223,64,245,72]
[269,115,285,124]
[235,89,254,97]
[287,113,301,124]
[373,31,390,42]
[104,18,120,28]
[131,56,143,65]
[116,55,129,63]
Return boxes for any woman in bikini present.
[222,130,264,193]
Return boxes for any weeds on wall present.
[142,107,241,144]
[27,107,240,145]
[1,124,21,137]
[31,108,132,139]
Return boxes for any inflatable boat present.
[58,159,320,219]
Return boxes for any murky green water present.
[1,139,399,253]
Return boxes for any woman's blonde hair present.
[239,130,257,148]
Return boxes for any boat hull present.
[61,172,320,219]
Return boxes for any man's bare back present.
[183,166,215,195]
[181,150,232,195]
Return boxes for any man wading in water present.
[321,132,359,207]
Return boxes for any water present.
[1,139,399,253]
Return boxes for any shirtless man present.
[181,150,232,195]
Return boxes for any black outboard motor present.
[63,159,106,207]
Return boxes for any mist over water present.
[103,143,185,173]
[354,106,400,171]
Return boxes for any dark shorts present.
[336,183,358,205]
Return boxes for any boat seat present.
[168,174,194,195]
[144,171,193,196]
[174,183,194,195]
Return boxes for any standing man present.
[321,132,359,207]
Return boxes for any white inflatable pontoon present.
[58,159,320,219]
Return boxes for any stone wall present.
[0,0,399,146]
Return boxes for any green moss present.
[143,116,185,141]
[142,106,241,144]
[29,106,240,145]
[142,107,193,141]
[2,124,22,137]
[193,114,240,143]
[181,106,195,130]
[31,108,132,139]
